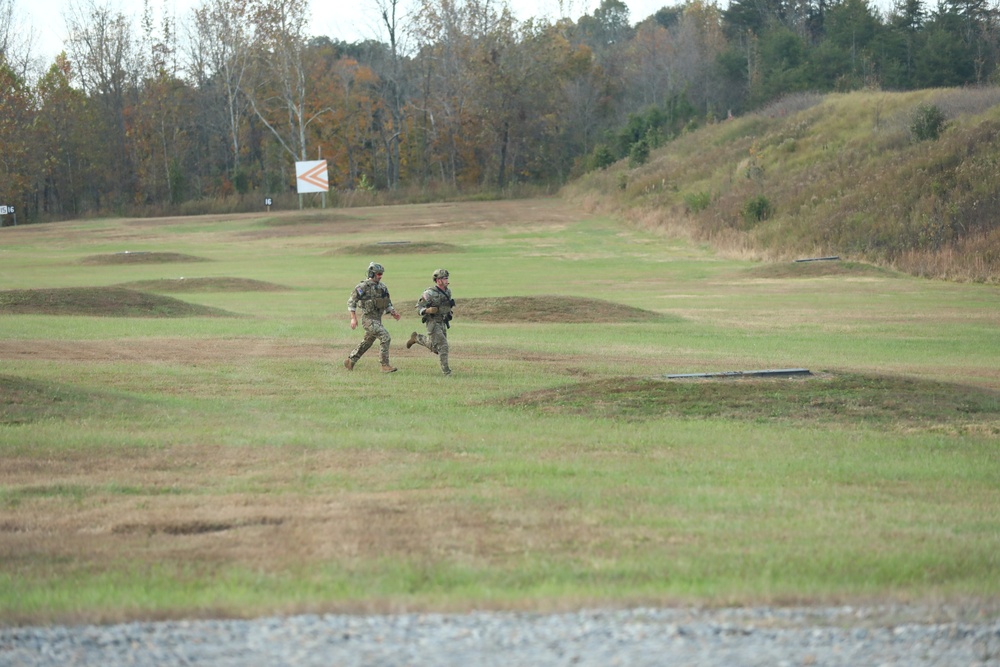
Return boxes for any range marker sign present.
[295,160,329,193]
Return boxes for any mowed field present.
[1,198,999,625]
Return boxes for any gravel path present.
[2,605,999,667]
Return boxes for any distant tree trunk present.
[376,0,406,189]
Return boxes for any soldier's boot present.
[406,332,419,349]
[381,364,398,373]
[344,357,355,371]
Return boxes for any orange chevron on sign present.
[295,160,329,193]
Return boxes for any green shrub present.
[591,144,616,171]
[628,139,650,168]
[742,195,773,225]
[684,191,712,213]
[910,104,947,141]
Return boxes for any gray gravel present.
[2,605,999,667]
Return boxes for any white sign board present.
[0,206,8,215]
[295,160,329,194]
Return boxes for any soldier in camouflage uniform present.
[406,268,455,376]
[345,262,401,373]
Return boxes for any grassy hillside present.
[565,87,1000,283]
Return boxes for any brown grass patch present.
[79,251,210,265]
[253,213,365,227]
[233,199,580,241]
[0,287,238,317]
[0,338,328,364]
[0,442,590,623]
[460,296,665,323]
[115,277,292,293]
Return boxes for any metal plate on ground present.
[665,369,812,379]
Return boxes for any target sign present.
[295,160,329,193]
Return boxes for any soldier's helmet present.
[368,262,386,278]
[432,268,449,281]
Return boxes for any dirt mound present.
[328,242,461,255]
[0,374,153,425]
[80,252,210,265]
[116,277,291,293]
[460,296,663,323]
[503,372,1000,431]
[0,287,238,318]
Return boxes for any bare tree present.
[247,0,327,162]
[374,0,407,188]
[188,0,255,175]
[0,0,41,77]
[411,0,479,187]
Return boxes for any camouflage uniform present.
[346,265,398,369]
[408,269,454,375]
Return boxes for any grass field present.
[1,198,999,625]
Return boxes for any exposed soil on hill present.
[459,296,664,323]
[115,277,291,293]
[79,252,210,265]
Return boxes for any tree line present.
[2,0,1000,222]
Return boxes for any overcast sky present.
[17,0,680,66]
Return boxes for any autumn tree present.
[547,23,610,175]
[33,55,98,215]
[247,0,324,166]
[309,45,381,190]
[465,5,531,188]
[128,0,196,205]
[0,55,33,215]
[411,0,480,187]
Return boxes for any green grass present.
[0,200,998,624]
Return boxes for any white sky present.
[17,0,682,66]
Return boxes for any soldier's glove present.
[424,307,438,314]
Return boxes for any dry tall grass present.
[566,87,1000,283]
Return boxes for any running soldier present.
[345,262,401,373]
[406,268,455,376]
